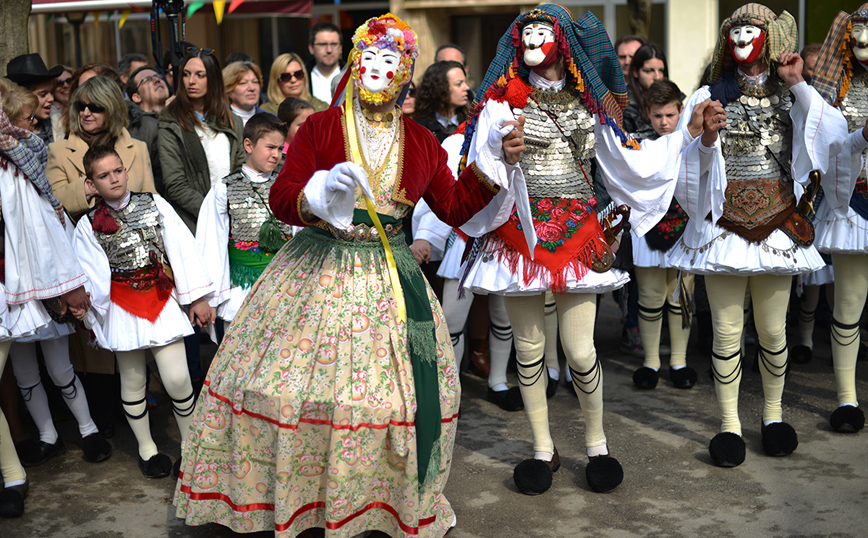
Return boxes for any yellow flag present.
[119,9,131,29]
[213,0,226,24]
[92,12,100,27]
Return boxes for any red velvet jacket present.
[270,105,499,227]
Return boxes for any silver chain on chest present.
[515,89,596,199]
[93,193,164,272]
[721,82,793,183]
[227,175,292,242]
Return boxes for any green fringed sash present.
[228,243,275,288]
[295,209,440,486]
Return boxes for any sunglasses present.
[279,70,305,83]
[56,78,72,87]
[186,46,216,57]
[75,102,106,114]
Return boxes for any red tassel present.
[91,203,119,234]
[157,265,173,293]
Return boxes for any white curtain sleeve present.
[71,216,112,323]
[470,100,518,190]
[413,198,451,257]
[789,82,848,186]
[594,117,695,237]
[195,183,231,309]
[823,129,868,217]
[155,195,215,305]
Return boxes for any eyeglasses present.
[278,70,305,83]
[135,74,160,93]
[74,102,106,114]
[56,78,72,87]
[14,112,36,127]
[186,46,216,57]
[313,42,341,50]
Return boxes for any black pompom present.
[709,432,745,467]
[513,458,553,495]
[585,456,623,493]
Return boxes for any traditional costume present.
[0,106,91,516]
[459,4,695,495]
[668,3,847,466]
[73,189,214,478]
[175,14,500,537]
[196,164,293,340]
[810,3,868,432]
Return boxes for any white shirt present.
[310,65,341,103]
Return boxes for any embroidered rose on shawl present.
[536,220,567,244]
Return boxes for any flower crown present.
[349,14,418,106]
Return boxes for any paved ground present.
[3,297,868,538]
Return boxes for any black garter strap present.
[638,303,664,322]
[19,382,40,402]
[171,392,196,417]
[831,316,860,346]
[517,355,546,387]
[55,376,78,400]
[490,321,512,341]
[757,344,788,377]
[711,350,741,384]
[121,396,148,420]
[567,359,602,395]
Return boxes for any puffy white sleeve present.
[195,182,231,308]
[154,195,215,305]
[594,115,695,237]
[71,216,112,325]
[788,82,847,187]
[672,86,722,224]
[412,133,467,258]
[819,117,868,218]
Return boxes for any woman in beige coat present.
[47,75,155,220]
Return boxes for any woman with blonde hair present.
[47,75,155,219]
[261,52,327,114]
[222,61,267,126]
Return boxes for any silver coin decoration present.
[91,193,165,272]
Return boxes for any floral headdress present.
[347,13,418,106]
[813,3,868,106]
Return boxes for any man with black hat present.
[5,54,63,145]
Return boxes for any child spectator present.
[196,113,291,340]
[630,79,696,390]
[72,146,215,479]
[277,96,314,147]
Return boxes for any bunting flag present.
[186,1,205,18]
[119,9,131,29]
[45,13,54,26]
[213,0,226,24]
[107,10,113,22]
[228,0,247,14]
[92,11,100,27]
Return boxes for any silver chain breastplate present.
[226,174,292,242]
[93,193,164,272]
[516,88,596,199]
[841,72,868,179]
[720,82,793,183]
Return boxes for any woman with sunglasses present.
[261,53,327,114]
[47,75,155,219]
[159,48,245,232]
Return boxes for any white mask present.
[852,23,868,63]
[359,46,401,94]
[729,24,763,62]
[522,23,556,67]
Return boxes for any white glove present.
[487,118,516,152]
[303,162,369,229]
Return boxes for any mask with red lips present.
[727,24,766,65]
[522,23,559,69]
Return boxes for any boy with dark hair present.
[196,112,292,340]
[631,79,697,391]
[73,146,215,479]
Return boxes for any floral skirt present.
[174,228,460,537]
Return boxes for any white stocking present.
[830,254,868,407]
[0,341,26,487]
[488,295,513,389]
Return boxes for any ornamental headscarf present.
[812,3,868,106]
[463,4,631,152]
[708,3,798,85]
[344,13,418,106]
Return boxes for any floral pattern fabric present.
[175,136,458,538]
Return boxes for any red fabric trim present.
[110,279,172,323]
[178,487,437,535]
[203,381,459,430]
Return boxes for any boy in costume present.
[72,146,215,479]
